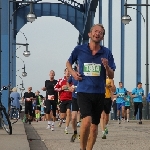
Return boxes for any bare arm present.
[42,87,46,91]
[110,80,116,92]
[106,66,114,79]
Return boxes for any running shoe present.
[51,125,54,131]
[118,119,121,124]
[78,135,80,140]
[28,120,31,125]
[105,127,108,134]
[64,128,68,134]
[70,134,77,142]
[102,134,106,139]
[46,125,51,129]
[139,121,142,124]
[25,118,28,123]
[77,122,80,127]
[58,120,62,127]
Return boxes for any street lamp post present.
[122,0,149,119]
[10,0,38,23]
[0,1,1,89]
[16,56,27,77]
[13,43,31,57]
[16,75,25,97]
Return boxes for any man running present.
[132,82,144,124]
[23,87,35,124]
[66,24,116,150]
[67,63,80,142]
[54,68,72,134]
[114,82,127,124]
[42,70,58,131]
[100,76,115,139]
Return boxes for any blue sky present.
[16,0,150,95]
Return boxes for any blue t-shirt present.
[114,88,127,103]
[132,88,144,102]
[68,44,116,93]
[68,75,78,99]
[10,92,20,109]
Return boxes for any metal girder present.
[82,0,98,41]
[15,3,84,34]
[58,0,84,12]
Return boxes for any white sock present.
[65,126,68,130]
[52,121,54,126]
[48,121,52,125]
[102,131,105,134]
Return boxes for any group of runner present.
[21,24,145,150]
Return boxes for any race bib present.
[138,92,142,95]
[48,95,54,100]
[83,63,101,76]
[119,93,124,98]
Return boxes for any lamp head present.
[27,13,36,23]
[122,15,132,24]
[23,50,30,57]
[22,72,27,77]
[20,87,25,92]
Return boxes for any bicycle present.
[0,86,12,135]
[9,98,20,124]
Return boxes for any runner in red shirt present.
[54,68,72,134]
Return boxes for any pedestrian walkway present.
[1,119,150,150]
[31,120,150,150]
[0,120,30,150]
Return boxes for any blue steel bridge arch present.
[15,3,84,38]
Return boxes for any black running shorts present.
[59,100,72,113]
[125,106,130,110]
[77,92,105,125]
[103,98,112,114]
[72,97,79,111]
[25,104,33,116]
[45,100,57,117]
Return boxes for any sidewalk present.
[31,120,150,150]
[0,120,30,150]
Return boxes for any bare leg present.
[72,111,77,132]
[80,116,91,150]
[127,109,130,121]
[122,106,125,118]
[66,109,71,127]
[86,124,98,150]
[100,111,105,131]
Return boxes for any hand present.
[101,58,109,69]
[30,97,33,100]
[62,85,68,90]
[69,86,75,92]
[42,87,46,91]
[71,70,82,81]
[116,94,119,98]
